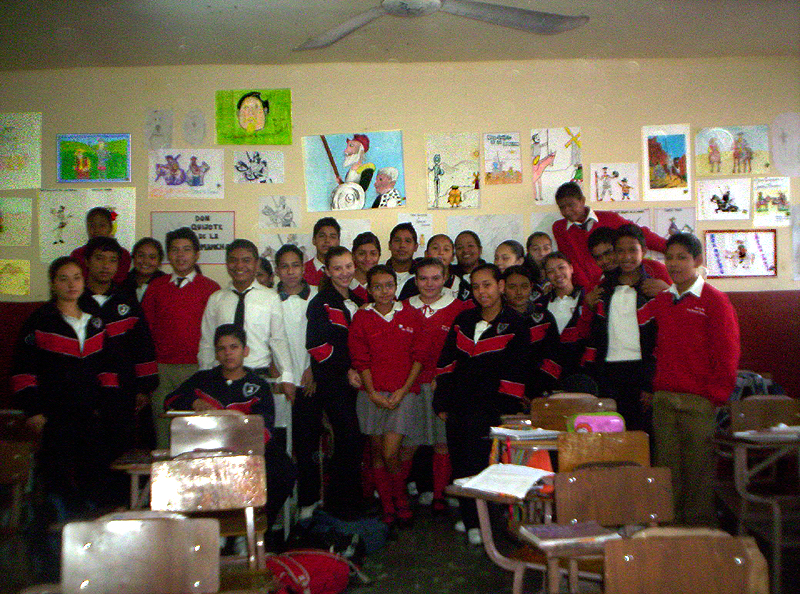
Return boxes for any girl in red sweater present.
[349,265,425,527]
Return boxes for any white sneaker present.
[418,491,434,506]
[407,481,419,496]
[454,520,466,533]
[467,528,483,546]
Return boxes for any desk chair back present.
[530,397,616,431]
[557,431,650,473]
[604,534,769,594]
[170,412,265,458]
[729,395,800,432]
[554,466,673,527]
[61,511,220,594]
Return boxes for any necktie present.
[175,277,186,287]
[233,289,250,328]
[580,220,591,231]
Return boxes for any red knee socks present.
[432,451,452,503]
[373,466,395,523]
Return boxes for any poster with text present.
[0,197,33,246]
[447,214,522,260]
[234,150,285,184]
[613,208,652,230]
[589,162,640,202]
[642,124,692,201]
[653,207,697,240]
[530,211,561,249]
[697,178,751,221]
[150,211,234,265]
[752,177,791,227]
[0,259,30,296]
[259,196,301,228]
[530,127,582,204]
[148,149,224,199]
[0,112,41,189]
[398,213,434,259]
[304,131,406,212]
[216,89,292,145]
[38,188,136,263]
[695,125,770,177]
[483,132,522,185]
[426,133,480,209]
[260,233,313,267]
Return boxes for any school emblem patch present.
[497,323,508,333]
[531,312,543,323]
[91,317,102,328]
[118,303,130,316]
[243,382,260,397]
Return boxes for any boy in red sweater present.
[552,182,666,290]
[638,233,740,525]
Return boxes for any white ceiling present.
[1,0,798,71]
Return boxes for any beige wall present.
[1,56,798,300]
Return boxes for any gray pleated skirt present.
[357,390,422,436]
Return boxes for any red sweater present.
[72,243,132,286]
[638,282,740,406]
[141,273,220,364]
[303,259,326,287]
[348,302,426,393]
[405,296,469,384]
[552,211,667,290]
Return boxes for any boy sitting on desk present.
[165,323,296,532]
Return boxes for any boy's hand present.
[281,382,296,403]
[25,414,46,434]
[347,368,362,389]
[585,285,604,308]
[641,278,669,298]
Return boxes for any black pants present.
[290,388,324,507]
[597,360,654,435]
[446,414,493,530]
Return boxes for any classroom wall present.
[1,56,798,299]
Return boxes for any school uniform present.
[538,287,589,385]
[118,269,166,302]
[306,284,366,518]
[303,257,326,286]
[398,272,472,303]
[517,302,562,397]
[349,277,370,303]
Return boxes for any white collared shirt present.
[365,301,404,322]
[61,312,93,351]
[408,293,455,318]
[395,271,413,297]
[668,274,705,300]
[279,285,318,386]
[548,293,580,334]
[473,320,491,343]
[92,294,111,307]
[566,208,599,232]
[311,258,324,272]
[197,280,293,383]
[170,270,197,287]
[606,285,642,362]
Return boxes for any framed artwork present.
[57,133,131,183]
[216,89,292,145]
[704,229,777,278]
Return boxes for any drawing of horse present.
[707,138,721,172]
[531,152,556,201]
[711,191,739,213]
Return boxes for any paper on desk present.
[490,426,560,440]
[459,463,554,499]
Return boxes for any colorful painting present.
[148,149,224,199]
[695,125,770,177]
[0,197,33,246]
[398,213,434,258]
[259,196,301,228]
[57,133,130,183]
[234,150,284,184]
[447,214,522,260]
[426,133,481,209]
[0,112,41,190]
[753,177,791,227]
[530,127,583,204]
[770,112,800,178]
[38,188,136,263]
[653,207,697,240]
[483,133,522,185]
[697,178,751,221]
[530,211,561,250]
[642,124,692,201]
[260,233,313,268]
[216,89,292,145]
[589,162,640,202]
[150,211,235,265]
[704,230,776,278]
[304,131,406,212]
[0,259,30,296]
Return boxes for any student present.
[349,265,425,527]
[451,230,484,278]
[405,257,469,513]
[386,222,419,295]
[434,263,530,545]
[273,244,320,518]
[525,231,553,274]
[141,227,220,448]
[351,231,381,303]
[197,239,295,399]
[587,226,671,289]
[638,233,740,526]
[164,324,296,531]
[71,207,132,285]
[306,246,366,519]
[494,239,525,273]
[120,237,165,302]
[398,234,471,302]
[551,182,666,290]
[582,225,668,433]
[78,237,159,454]
[256,256,274,288]
[304,217,340,286]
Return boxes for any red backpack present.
[266,549,370,594]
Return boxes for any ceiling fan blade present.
[294,5,388,50]
[441,0,588,35]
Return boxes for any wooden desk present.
[111,449,170,509]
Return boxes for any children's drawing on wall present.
[0,112,41,190]
[259,196,301,228]
[338,219,372,252]
[234,150,284,184]
[530,211,561,250]
[216,89,292,145]
[697,178,751,221]
[589,162,639,202]
[770,112,800,178]
[614,208,652,230]
[144,110,173,150]
[653,207,696,240]
[792,206,800,281]
[695,125,770,177]
[304,131,406,212]
[0,197,33,247]
[260,233,313,267]
[56,133,131,183]
[483,132,522,185]
[149,149,224,199]
[642,124,692,201]
[0,259,30,296]
[704,229,776,278]
[398,213,433,259]
[182,110,206,146]
[425,133,480,209]
[447,214,521,258]
[752,177,791,227]
[530,127,582,204]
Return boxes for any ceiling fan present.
[295,0,589,50]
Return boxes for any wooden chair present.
[604,532,769,594]
[529,396,617,432]
[557,430,650,473]
[170,412,265,458]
